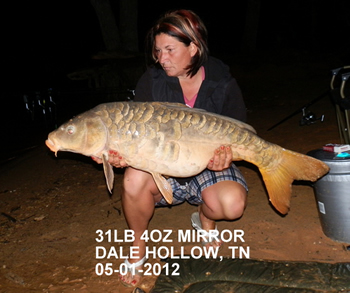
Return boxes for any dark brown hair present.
[146,9,209,77]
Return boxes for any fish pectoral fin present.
[151,172,173,204]
[102,153,114,193]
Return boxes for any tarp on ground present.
[150,258,350,292]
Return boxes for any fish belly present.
[113,137,225,177]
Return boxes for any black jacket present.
[134,56,246,122]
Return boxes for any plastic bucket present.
[308,149,350,243]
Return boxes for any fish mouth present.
[45,139,59,157]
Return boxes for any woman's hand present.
[91,150,129,168]
[207,145,232,171]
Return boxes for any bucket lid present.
[308,149,350,174]
[308,149,350,162]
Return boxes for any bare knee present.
[202,181,247,220]
[122,168,160,201]
[226,190,246,219]
[215,189,246,220]
[123,168,150,197]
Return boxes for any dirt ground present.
[1,51,349,293]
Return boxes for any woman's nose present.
[158,51,168,63]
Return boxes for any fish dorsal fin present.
[102,152,114,193]
[200,110,256,134]
[154,102,191,109]
[151,172,173,204]
[155,102,257,134]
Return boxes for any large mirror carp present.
[46,102,329,214]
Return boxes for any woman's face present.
[155,33,197,79]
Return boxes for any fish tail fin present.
[260,149,329,214]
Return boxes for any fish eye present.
[67,125,75,135]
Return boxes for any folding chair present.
[330,66,350,144]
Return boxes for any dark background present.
[1,0,350,157]
[5,1,349,92]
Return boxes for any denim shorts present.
[155,163,248,206]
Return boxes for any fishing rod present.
[267,89,329,131]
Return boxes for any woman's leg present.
[198,180,247,247]
[201,181,247,222]
[119,167,162,286]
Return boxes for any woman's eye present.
[67,125,75,135]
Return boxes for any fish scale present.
[46,101,329,214]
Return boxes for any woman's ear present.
[189,42,198,57]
